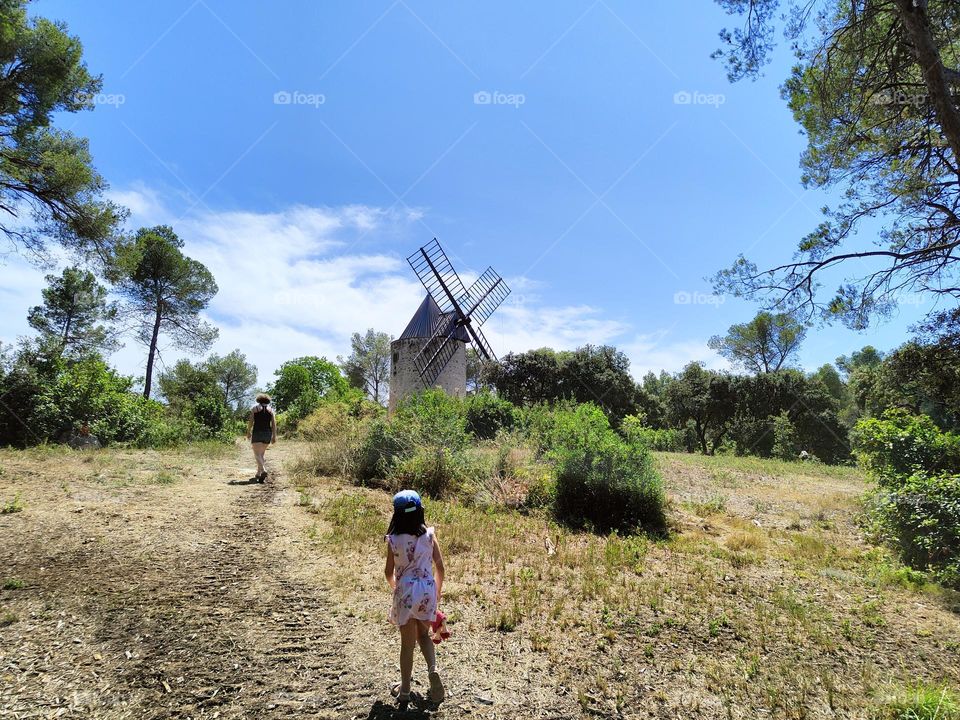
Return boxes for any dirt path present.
[0,442,430,719]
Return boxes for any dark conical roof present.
[399,294,470,342]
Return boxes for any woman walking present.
[246,393,276,482]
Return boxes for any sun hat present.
[393,489,422,513]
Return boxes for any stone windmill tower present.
[389,239,511,412]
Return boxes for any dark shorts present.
[251,430,273,444]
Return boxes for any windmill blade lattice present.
[459,267,511,327]
[464,322,496,363]
[412,314,460,388]
[407,239,469,316]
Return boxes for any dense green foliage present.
[27,268,117,357]
[708,311,806,373]
[305,390,666,533]
[338,329,392,405]
[539,404,666,533]
[464,391,516,440]
[483,345,645,425]
[853,410,960,587]
[0,0,123,261]
[158,358,235,437]
[621,416,686,452]
[0,348,168,447]
[0,337,249,447]
[270,355,358,424]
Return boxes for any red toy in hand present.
[431,610,451,644]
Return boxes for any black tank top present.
[252,404,272,432]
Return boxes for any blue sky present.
[0,1,930,387]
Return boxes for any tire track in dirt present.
[1,446,405,719]
[93,462,387,719]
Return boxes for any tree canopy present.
[338,329,391,405]
[113,225,218,399]
[27,267,117,357]
[483,345,644,424]
[708,311,806,373]
[206,350,258,412]
[711,0,960,328]
[0,0,123,263]
[270,356,350,418]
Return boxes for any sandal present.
[390,682,411,704]
[428,671,445,703]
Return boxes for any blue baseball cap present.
[393,489,422,513]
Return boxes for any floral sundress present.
[387,527,437,626]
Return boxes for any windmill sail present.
[459,267,511,327]
[413,313,462,388]
[407,239,469,316]
[464,322,496,362]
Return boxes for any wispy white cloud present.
[1,186,725,386]
[621,330,728,378]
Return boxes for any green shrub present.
[1,493,24,514]
[621,415,685,452]
[393,389,469,450]
[852,410,960,486]
[771,411,800,461]
[354,418,407,482]
[545,404,666,533]
[524,401,611,459]
[393,445,488,498]
[854,410,960,588]
[867,473,960,588]
[522,468,555,509]
[553,433,666,534]
[297,401,379,478]
[465,391,516,440]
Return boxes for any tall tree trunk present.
[894,0,960,167]
[696,420,708,455]
[60,313,72,355]
[143,306,162,399]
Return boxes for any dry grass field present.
[2,440,959,719]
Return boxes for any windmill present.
[388,238,511,411]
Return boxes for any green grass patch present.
[152,471,176,485]
[656,451,863,483]
[1,493,24,514]
[870,684,960,719]
[2,578,24,590]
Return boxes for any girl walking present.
[246,393,276,482]
[384,490,446,705]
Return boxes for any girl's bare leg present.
[399,620,419,695]
[417,620,436,672]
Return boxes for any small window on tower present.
[392,352,399,374]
